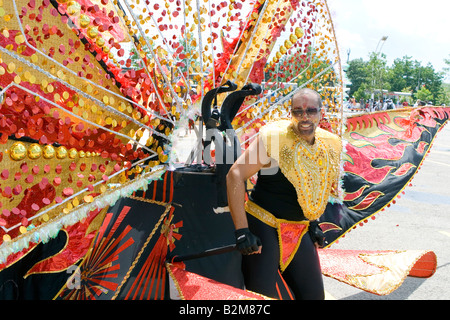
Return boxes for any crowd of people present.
[345,97,434,112]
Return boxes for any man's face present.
[291,93,321,144]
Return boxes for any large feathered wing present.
[320,107,450,246]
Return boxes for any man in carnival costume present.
[227,88,342,300]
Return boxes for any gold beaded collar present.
[260,120,342,220]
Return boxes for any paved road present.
[323,123,450,300]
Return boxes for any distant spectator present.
[386,99,395,110]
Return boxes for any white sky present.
[328,0,450,76]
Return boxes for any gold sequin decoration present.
[43,145,56,159]
[56,146,68,159]
[27,143,42,160]
[9,142,27,161]
[261,120,342,221]
[68,148,78,159]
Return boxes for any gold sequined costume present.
[241,119,342,299]
[260,119,342,220]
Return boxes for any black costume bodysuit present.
[243,167,325,300]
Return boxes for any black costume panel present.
[245,166,324,300]
[243,214,324,300]
[250,168,307,222]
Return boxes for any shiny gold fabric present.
[260,120,342,220]
[245,200,309,272]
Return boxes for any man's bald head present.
[291,88,322,110]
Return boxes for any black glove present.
[308,221,325,248]
[235,228,262,255]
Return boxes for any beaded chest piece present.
[260,120,342,220]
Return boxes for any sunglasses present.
[291,108,320,117]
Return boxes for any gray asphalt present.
[323,123,450,300]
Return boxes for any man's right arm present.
[226,136,271,230]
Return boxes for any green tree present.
[345,53,446,105]
[418,64,442,93]
[366,52,390,100]
[387,56,415,92]
[353,83,370,102]
[414,86,433,102]
[442,83,450,105]
[443,54,450,81]
[346,58,368,97]
[346,53,390,100]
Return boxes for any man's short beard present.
[291,117,316,140]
